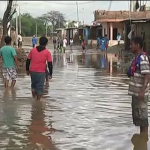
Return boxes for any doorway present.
[113,28,118,40]
[97,28,102,37]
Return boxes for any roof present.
[120,18,150,22]
[94,10,150,21]
[95,19,125,23]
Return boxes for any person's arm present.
[140,55,150,89]
[47,51,53,78]
[26,50,32,75]
[0,49,2,60]
[11,48,18,67]
[139,55,150,100]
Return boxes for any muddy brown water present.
[0,52,149,150]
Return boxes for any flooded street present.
[0,51,149,150]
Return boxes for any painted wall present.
[101,23,108,36]
[83,27,90,40]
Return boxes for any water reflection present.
[0,88,21,149]
[131,133,148,150]
[28,101,56,149]
[53,54,67,67]
[0,51,146,149]
[96,54,107,69]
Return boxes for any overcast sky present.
[0,1,149,24]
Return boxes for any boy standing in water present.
[100,37,106,53]
[104,34,109,51]
[32,35,37,48]
[0,36,18,88]
[117,33,121,47]
[82,39,86,53]
[26,36,53,100]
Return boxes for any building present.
[126,18,150,54]
[56,28,66,39]
[94,10,150,46]
[65,27,78,44]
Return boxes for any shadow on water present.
[0,51,150,150]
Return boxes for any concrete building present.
[94,10,150,46]
[56,28,66,39]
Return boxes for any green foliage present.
[10,11,66,36]
[11,13,46,36]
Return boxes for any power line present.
[43,1,96,5]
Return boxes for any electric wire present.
[43,1,96,5]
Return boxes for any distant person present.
[100,37,106,53]
[26,36,53,100]
[70,38,73,52]
[127,37,150,135]
[63,37,67,53]
[18,34,23,48]
[97,35,101,49]
[32,35,37,48]
[0,36,18,88]
[104,34,109,51]
[79,35,82,45]
[117,33,121,46]
[53,36,57,50]
[81,39,86,52]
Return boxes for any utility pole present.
[15,11,18,47]
[45,22,47,37]
[35,22,37,37]
[76,2,79,23]
[52,11,54,38]
[18,5,21,34]
[130,0,132,12]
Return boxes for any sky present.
[0,1,149,24]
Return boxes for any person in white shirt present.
[18,34,23,48]
[70,38,73,52]
[63,37,67,53]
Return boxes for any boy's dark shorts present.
[30,71,45,95]
[132,96,149,127]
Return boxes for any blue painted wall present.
[83,27,90,40]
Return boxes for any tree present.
[0,0,16,47]
[11,13,46,36]
[41,10,66,31]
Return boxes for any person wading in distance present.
[127,36,150,135]
[0,36,18,88]
[26,36,53,100]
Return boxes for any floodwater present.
[0,51,149,150]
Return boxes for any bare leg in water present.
[37,95,42,101]
[45,77,49,86]
[4,80,9,88]
[32,89,37,99]
[11,80,16,88]
[140,126,148,136]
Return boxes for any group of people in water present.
[52,36,87,53]
[0,35,53,101]
[0,33,150,137]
